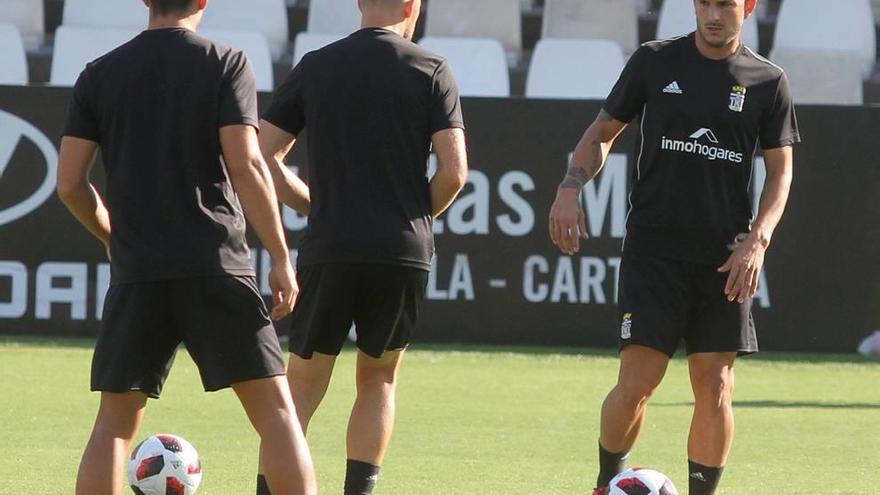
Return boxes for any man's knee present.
[690,358,735,406]
[356,351,403,392]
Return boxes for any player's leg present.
[285,263,356,432]
[344,264,427,495]
[684,265,757,495]
[686,352,736,495]
[233,377,317,495]
[347,349,405,461]
[594,253,689,492]
[287,352,337,432]
[77,281,179,495]
[75,391,148,495]
[175,276,318,495]
[596,344,669,487]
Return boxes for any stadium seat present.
[425,0,522,61]
[306,0,363,35]
[200,0,289,60]
[773,0,876,78]
[50,26,273,91]
[542,0,639,55]
[0,0,44,48]
[525,39,624,100]
[62,0,148,30]
[50,26,139,86]
[201,29,275,91]
[292,32,346,66]
[656,0,759,51]
[770,47,864,105]
[0,25,29,85]
[419,37,510,98]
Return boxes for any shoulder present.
[739,45,787,81]
[640,34,690,56]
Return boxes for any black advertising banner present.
[0,86,877,352]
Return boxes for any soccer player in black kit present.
[548,1,799,494]
[56,1,316,493]
[254,0,468,494]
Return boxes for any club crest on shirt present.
[621,313,633,339]
[729,85,747,112]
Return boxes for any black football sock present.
[344,459,380,495]
[256,474,272,495]
[596,441,630,487]
[688,460,724,495]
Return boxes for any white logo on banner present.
[0,110,59,226]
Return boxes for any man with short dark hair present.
[254,0,468,493]
[548,1,799,494]
[57,1,317,493]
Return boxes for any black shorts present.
[92,276,286,398]
[289,263,428,359]
[617,253,757,357]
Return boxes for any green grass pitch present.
[1,337,878,494]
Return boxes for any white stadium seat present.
[51,26,274,91]
[425,0,522,60]
[773,0,875,78]
[0,24,29,85]
[526,39,625,100]
[0,0,44,48]
[50,26,139,86]
[542,0,639,55]
[419,37,510,98]
[293,32,346,66]
[306,0,362,35]
[201,29,275,91]
[656,0,759,51]
[770,47,864,105]
[200,0,289,60]
[62,0,288,61]
[62,0,148,29]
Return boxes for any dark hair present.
[151,0,195,15]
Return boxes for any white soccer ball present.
[609,467,678,495]
[128,434,202,495]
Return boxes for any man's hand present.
[268,261,298,321]
[549,188,588,255]
[718,233,768,303]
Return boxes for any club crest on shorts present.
[729,85,747,112]
[621,313,633,339]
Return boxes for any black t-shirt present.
[604,33,801,265]
[263,27,464,271]
[63,27,258,284]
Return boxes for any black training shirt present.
[263,27,464,271]
[63,27,257,284]
[604,33,800,265]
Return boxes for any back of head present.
[150,0,197,16]
[358,0,421,39]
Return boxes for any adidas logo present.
[663,81,683,94]
[690,472,707,482]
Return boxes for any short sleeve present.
[62,68,101,142]
[219,50,259,129]
[759,72,801,149]
[262,59,307,136]
[429,60,465,134]
[602,46,650,123]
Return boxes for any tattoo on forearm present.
[559,139,605,190]
[560,166,590,190]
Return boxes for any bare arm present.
[258,119,311,215]
[430,127,468,218]
[220,124,296,319]
[719,145,794,302]
[549,110,629,254]
[56,137,111,256]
